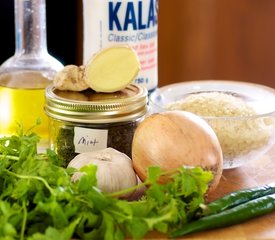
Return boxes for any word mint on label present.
[83,0,159,92]
[74,127,108,153]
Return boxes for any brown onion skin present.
[132,111,223,194]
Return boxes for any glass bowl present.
[149,80,275,169]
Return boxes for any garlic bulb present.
[68,148,137,198]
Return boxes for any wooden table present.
[147,145,275,239]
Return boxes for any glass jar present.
[45,84,148,166]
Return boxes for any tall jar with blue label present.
[83,0,158,93]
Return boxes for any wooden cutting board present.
[146,145,275,239]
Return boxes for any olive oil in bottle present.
[0,0,63,144]
[0,71,51,139]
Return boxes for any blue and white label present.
[83,0,158,92]
[108,1,158,31]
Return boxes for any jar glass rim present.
[44,84,148,123]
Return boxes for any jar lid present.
[45,84,148,123]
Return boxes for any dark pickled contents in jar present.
[107,121,137,157]
[56,127,77,167]
[56,122,138,167]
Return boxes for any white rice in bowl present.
[166,92,274,161]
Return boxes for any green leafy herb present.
[0,126,213,240]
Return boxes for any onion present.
[132,110,223,193]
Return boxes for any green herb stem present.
[106,181,148,198]
[106,167,203,198]
[4,169,55,196]
[20,201,27,240]
[0,154,19,161]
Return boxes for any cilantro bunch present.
[0,126,213,240]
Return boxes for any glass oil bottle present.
[0,0,63,144]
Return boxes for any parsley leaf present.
[0,127,213,239]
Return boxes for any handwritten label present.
[74,127,108,153]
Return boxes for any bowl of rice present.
[149,80,275,169]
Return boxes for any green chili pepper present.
[205,182,275,215]
[170,193,275,238]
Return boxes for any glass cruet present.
[0,0,63,144]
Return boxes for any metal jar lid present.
[44,84,148,124]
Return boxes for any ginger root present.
[53,65,89,91]
[84,45,140,93]
[53,45,140,93]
